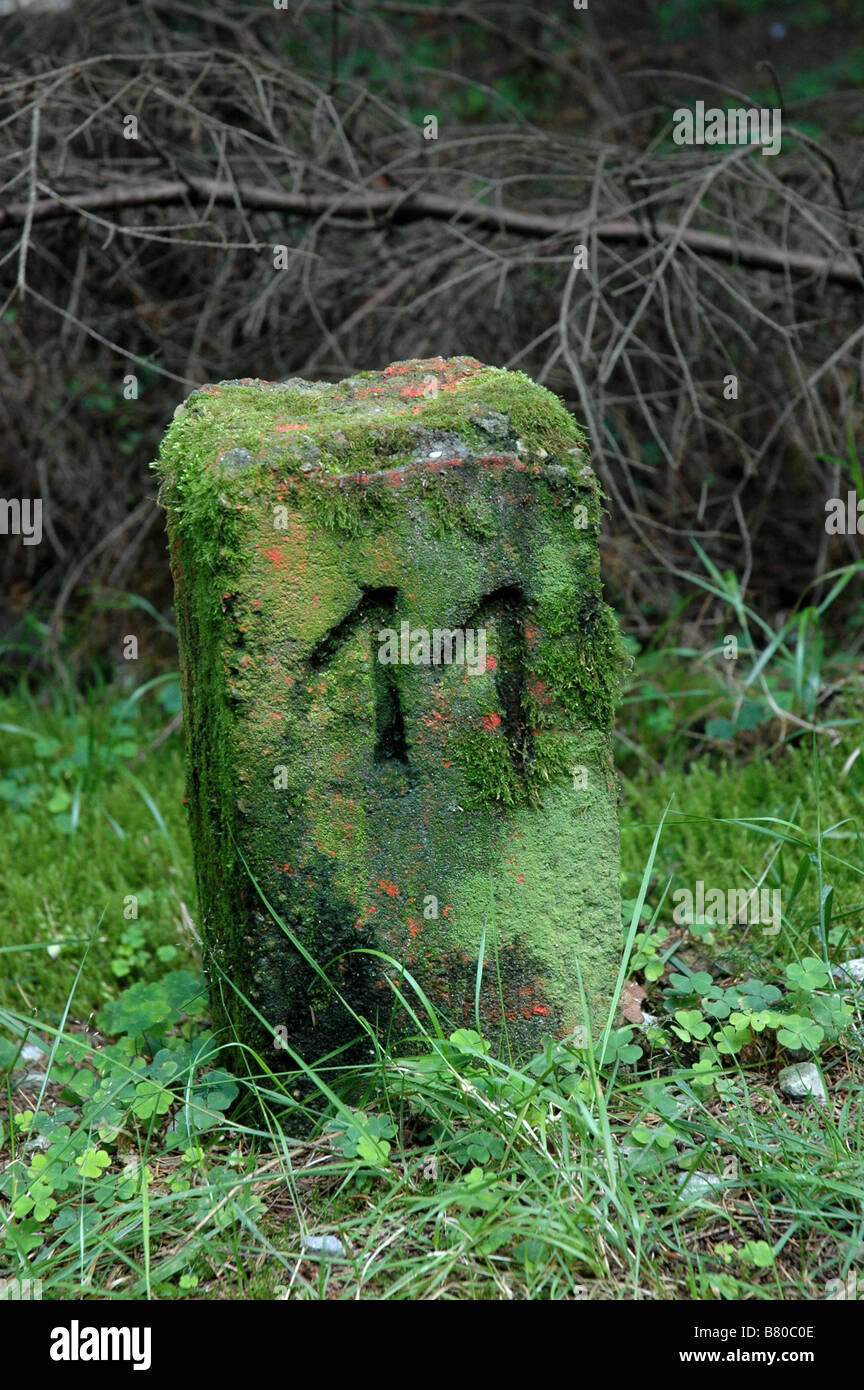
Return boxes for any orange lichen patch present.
[260,546,289,569]
[277,516,308,546]
[482,713,501,730]
[378,879,399,897]
[273,422,310,432]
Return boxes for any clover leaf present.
[714,1019,752,1055]
[131,1080,174,1120]
[741,1240,774,1269]
[775,1015,824,1051]
[733,978,783,1011]
[75,1147,111,1179]
[786,958,830,992]
[672,1009,712,1043]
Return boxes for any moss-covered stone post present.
[155,356,624,1065]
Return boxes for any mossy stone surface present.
[154,356,624,1064]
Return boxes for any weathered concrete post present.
[155,356,623,1066]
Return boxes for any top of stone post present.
[153,356,591,489]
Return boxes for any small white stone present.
[15,1071,47,1091]
[779,1062,827,1105]
[679,1171,724,1202]
[301,1234,346,1259]
[832,959,864,986]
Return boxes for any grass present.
[1,606,863,1300]
[0,677,193,1021]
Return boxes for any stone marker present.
[155,356,624,1067]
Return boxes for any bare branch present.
[2,177,861,285]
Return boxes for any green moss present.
[453,728,524,808]
[304,479,396,537]
[458,366,590,459]
[152,358,591,496]
[156,357,623,1064]
[421,477,500,540]
[451,736,619,1030]
[535,603,625,732]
